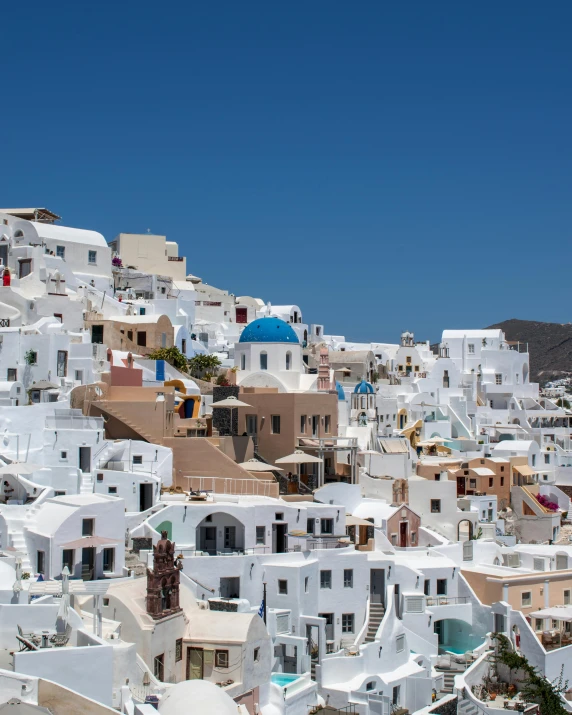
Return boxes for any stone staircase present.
[125,550,147,577]
[96,402,158,443]
[440,670,456,693]
[364,602,385,643]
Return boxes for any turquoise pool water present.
[271,673,301,687]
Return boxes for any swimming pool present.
[271,673,301,687]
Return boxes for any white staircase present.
[364,602,385,643]
[4,514,32,572]
[80,472,94,494]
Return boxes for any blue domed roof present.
[239,317,300,344]
[354,379,374,394]
[335,381,346,401]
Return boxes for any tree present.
[146,346,188,372]
[556,398,571,409]
[187,353,222,378]
[492,633,569,715]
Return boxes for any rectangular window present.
[344,569,353,588]
[564,590,571,605]
[56,245,65,258]
[431,499,441,513]
[271,415,281,434]
[133,455,143,465]
[136,331,147,347]
[37,550,45,574]
[468,344,475,354]
[153,654,164,681]
[7,368,17,382]
[396,634,405,652]
[342,613,354,633]
[495,374,502,385]
[278,579,288,595]
[88,250,97,264]
[306,518,314,534]
[82,518,94,536]
[489,477,494,487]
[535,619,543,631]
[103,548,115,572]
[305,576,309,593]
[57,350,68,378]
[500,477,504,486]
[324,415,331,434]
[215,650,229,668]
[275,512,284,521]
[254,647,260,662]
[411,531,416,545]
[108,486,117,494]
[522,591,532,606]
[532,454,536,467]
[62,549,74,572]
[424,579,430,596]
[300,415,306,433]
[60,450,67,460]
[321,518,334,535]
[320,570,332,589]
[437,579,447,596]
[256,526,265,545]
[175,639,182,662]
[544,454,550,464]
[260,352,268,370]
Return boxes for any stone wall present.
[212,385,240,435]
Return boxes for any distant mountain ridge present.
[486,319,572,384]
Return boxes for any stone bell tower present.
[146,531,183,620]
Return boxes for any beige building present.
[462,566,572,619]
[109,233,187,280]
[86,314,175,355]
[236,388,341,483]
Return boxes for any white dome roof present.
[159,680,239,715]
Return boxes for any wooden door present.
[187,647,203,679]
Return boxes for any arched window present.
[13,229,24,239]
[260,352,268,370]
[241,353,246,370]
[286,351,291,370]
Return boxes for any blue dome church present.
[235,317,305,392]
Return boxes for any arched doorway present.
[196,513,245,555]
[457,519,473,542]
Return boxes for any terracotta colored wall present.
[387,507,421,547]
[235,391,339,465]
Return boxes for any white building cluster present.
[0,208,571,715]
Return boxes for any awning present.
[513,465,538,476]
[379,439,409,454]
[529,607,572,623]
[61,536,119,549]
[346,515,374,527]
[399,420,422,437]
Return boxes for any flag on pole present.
[258,599,265,619]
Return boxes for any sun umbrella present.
[238,459,284,472]
[211,396,252,408]
[211,396,252,437]
[276,450,323,490]
[0,462,41,476]
[12,558,22,594]
[56,566,70,630]
[423,436,449,444]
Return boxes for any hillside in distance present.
[487,319,572,384]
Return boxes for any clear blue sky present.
[2,1,571,342]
